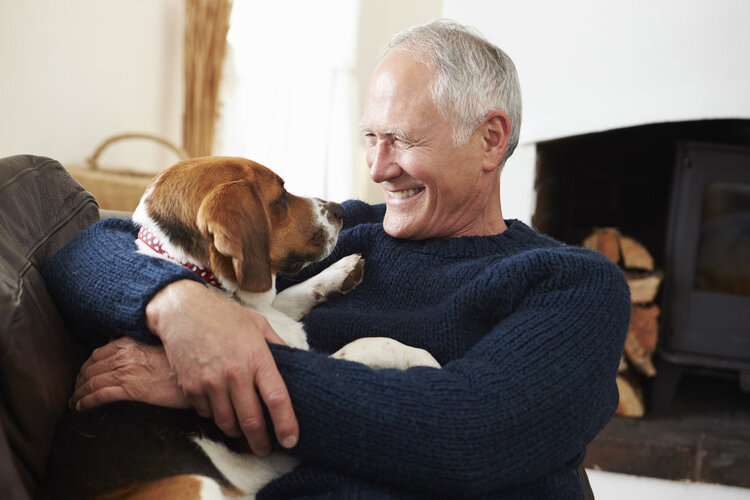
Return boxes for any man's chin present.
[383,214,421,240]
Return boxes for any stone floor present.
[585,369,750,488]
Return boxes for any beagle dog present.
[41,157,439,500]
[131,156,365,351]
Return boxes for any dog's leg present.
[331,337,441,370]
[273,254,364,320]
[100,474,236,500]
[192,436,299,500]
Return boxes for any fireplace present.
[532,119,750,412]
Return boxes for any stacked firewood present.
[582,228,663,417]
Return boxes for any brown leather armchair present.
[0,155,98,499]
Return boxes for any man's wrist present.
[145,279,207,342]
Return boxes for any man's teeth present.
[390,187,424,199]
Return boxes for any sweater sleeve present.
[41,218,204,348]
[265,249,630,496]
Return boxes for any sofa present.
[0,155,101,499]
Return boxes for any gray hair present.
[383,19,522,167]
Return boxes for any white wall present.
[443,0,750,143]
[0,0,184,174]
[4,1,748,223]
[443,0,750,222]
[0,0,441,200]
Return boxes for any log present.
[582,228,621,264]
[623,304,660,376]
[624,332,657,377]
[620,235,654,271]
[582,228,655,271]
[626,270,664,304]
[618,354,629,373]
[615,373,645,417]
[629,304,660,353]
[582,227,662,417]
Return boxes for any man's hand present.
[145,280,298,457]
[72,336,190,410]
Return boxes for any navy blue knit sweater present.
[43,200,630,499]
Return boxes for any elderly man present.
[44,20,629,499]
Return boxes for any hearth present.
[532,119,750,413]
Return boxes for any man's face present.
[361,51,488,240]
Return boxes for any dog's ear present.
[197,180,273,292]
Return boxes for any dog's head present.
[134,157,344,293]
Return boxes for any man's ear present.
[197,181,273,292]
[480,110,511,172]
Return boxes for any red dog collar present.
[137,225,225,290]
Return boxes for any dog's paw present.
[331,337,441,370]
[272,254,364,321]
[313,253,364,300]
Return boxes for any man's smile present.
[386,187,425,200]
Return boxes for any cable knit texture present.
[42,200,630,499]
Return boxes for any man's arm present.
[43,218,299,456]
[262,251,631,496]
[42,218,201,347]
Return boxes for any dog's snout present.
[328,202,344,222]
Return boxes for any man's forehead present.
[361,53,442,141]
[366,51,434,103]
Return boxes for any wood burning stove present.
[532,120,750,413]
[653,141,750,411]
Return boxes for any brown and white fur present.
[132,156,359,352]
[40,157,439,500]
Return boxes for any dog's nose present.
[328,202,344,222]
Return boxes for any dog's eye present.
[271,190,288,213]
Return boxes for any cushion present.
[0,155,99,498]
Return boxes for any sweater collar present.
[380,220,562,258]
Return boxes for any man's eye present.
[393,137,412,148]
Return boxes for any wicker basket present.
[66,133,189,211]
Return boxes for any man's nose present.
[368,143,400,183]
